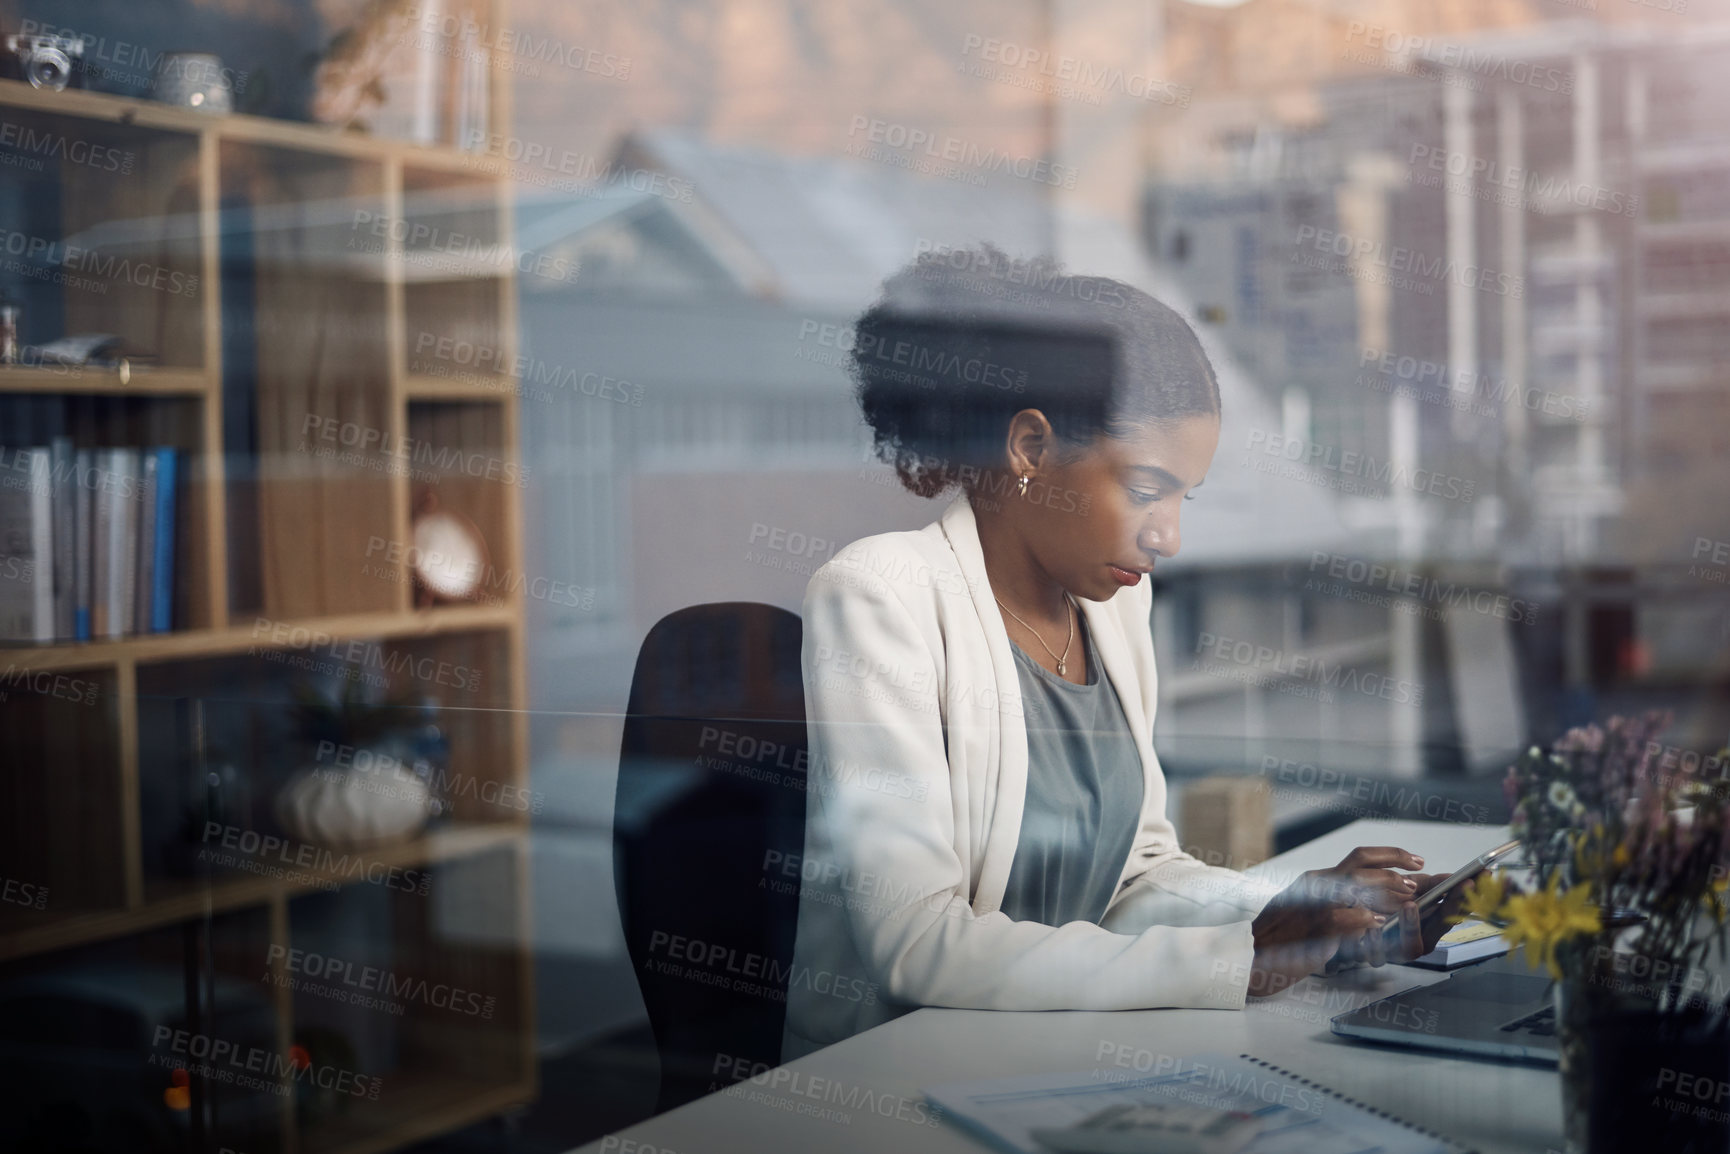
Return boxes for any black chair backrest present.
[613,602,808,1112]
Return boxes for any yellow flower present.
[1706,877,1730,925]
[1570,828,1628,882]
[1458,872,1509,925]
[1502,877,1601,979]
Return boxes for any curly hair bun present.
[851,243,1220,499]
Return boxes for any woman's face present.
[1018,413,1221,602]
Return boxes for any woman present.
[782,247,1453,1061]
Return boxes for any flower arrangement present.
[1458,711,1730,1006]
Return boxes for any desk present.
[575,819,1561,1154]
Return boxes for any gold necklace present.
[994,592,1077,677]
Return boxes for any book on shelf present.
[90,449,111,640]
[0,443,179,643]
[0,447,52,642]
[107,447,138,639]
[28,449,52,642]
[73,448,92,641]
[149,448,176,633]
[50,435,73,640]
[136,452,157,634]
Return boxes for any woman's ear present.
[1004,408,1053,478]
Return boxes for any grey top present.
[999,616,1145,927]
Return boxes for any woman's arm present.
[1102,756,1285,933]
[1102,851,1284,934]
[800,555,1256,1012]
[1097,576,1283,934]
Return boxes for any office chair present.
[613,602,808,1114]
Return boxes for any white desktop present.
[573,819,1561,1154]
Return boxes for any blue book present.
[150,447,176,633]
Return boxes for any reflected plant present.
[309,0,419,133]
[1461,711,1730,1004]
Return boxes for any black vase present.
[1560,977,1730,1153]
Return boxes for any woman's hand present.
[1246,846,1425,997]
[1330,870,1472,968]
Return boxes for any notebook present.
[1409,920,1510,970]
[924,1052,1473,1154]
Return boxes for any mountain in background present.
[493,0,1730,232]
[498,0,1719,176]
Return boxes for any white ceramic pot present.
[275,755,432,849]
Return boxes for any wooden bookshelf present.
[308,1071,531,1154]
[0,76,512,176]
[0,602,517,672]
[0,9,534,1148]
[0,365,208,395]
[403,372,519,402]
[0,822,525,964]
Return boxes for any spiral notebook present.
[924,1053,1474,1154]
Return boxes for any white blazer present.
[781,493,1282,1061]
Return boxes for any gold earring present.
[1017,474,1030,499]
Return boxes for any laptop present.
[1330,953,1559,1064]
